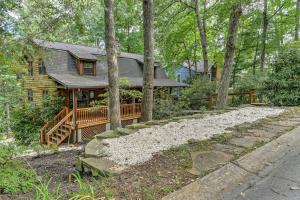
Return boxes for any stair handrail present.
[45,110,73,145]
[40,107,68,143]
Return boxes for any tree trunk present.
[194,0,209,75]
[5,103,11,133]
[260,0,268,73]
[216,3,242,110]
[183,42,192,80]
[104,0,121,129]
[141,0,154,122]
[252,31,260,75]
[295,0,300,41]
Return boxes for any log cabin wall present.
[23,52,58,106]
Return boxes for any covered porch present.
[40,87,142,145]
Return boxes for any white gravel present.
[103,107,285,166]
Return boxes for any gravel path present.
[103,107,285,165]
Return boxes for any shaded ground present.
[1,108,300,200]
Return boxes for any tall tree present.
[260,0,268,72]
[141,0,154,122]
[194,0,209,75]
[216,2,242,110]
[295,0,300,41]
[104,0,121,129]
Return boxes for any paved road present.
[223,130,300,200]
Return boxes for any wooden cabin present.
[23,39,187,146]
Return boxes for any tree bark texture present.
[216,3,242,110]
[104,0,121,129]
[296,0,300,41]
[141,0,154,122]
[5,103,11,133]
[260,0,268,73]
[194,0,209,75]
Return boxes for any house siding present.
[175,67,196,83]
[23,52,58,106]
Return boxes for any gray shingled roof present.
[182,60,215,73]
[33,39,188,89]
[33,39,160,65]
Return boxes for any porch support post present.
[72,88,78,141]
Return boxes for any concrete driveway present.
[223,129,300,200]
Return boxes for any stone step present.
[229,136,270,149]
[260,124,290,133]
[246,129,278,139]
[188,150,234,176]
[76,156,124,176]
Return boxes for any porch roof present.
[49,73,188,89]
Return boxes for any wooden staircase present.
[40,107,74,146]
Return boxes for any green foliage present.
[92,78,142,106]
[139,187,155,200]
[182,77,216,108]
[183,77,216,99]
[34,178,62,200]
[12,95,64,145]
[0,145,36,194]
[261,47,300,106]
[153,99,188,120]
[229,74,265,106]
[70,173,97,200]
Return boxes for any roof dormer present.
[77,60,96,76]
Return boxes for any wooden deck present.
[40,103,142,145]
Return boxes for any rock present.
[126,123,150,130]
[229,136,270,149]
[95,130,119,139]
[81,157,120,176]
[246,129,277,139]
[188,138,200,144]
[115,127,135,135]
[188,151,234,176]
[85,138,106,157]
[211,143,245,155]
[261,124,289,133]
[75,157,83,172]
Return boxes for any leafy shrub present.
[12,95,64,145]
[261,47,300,106]
[0,145,36,194]
[182,77,216,109]
[92,78,142,106]
[12,104,44,145]
[230,74,264,106]
[153,99,188,120]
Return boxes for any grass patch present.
[165,145,192,169]
[140,187,155,200]
[160,185,173,194]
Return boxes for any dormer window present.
[79,61,96,76]
[83,62,94,75]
